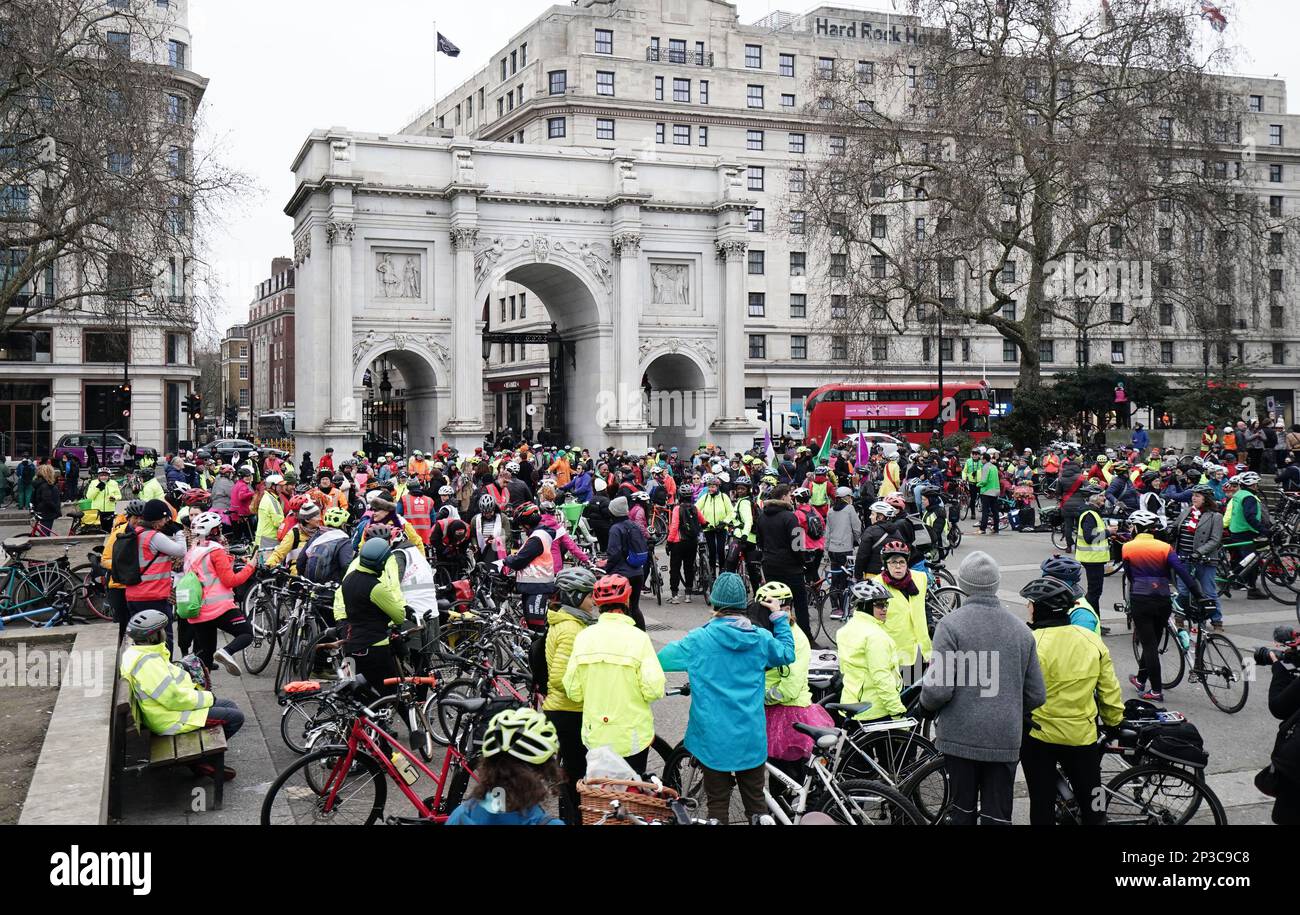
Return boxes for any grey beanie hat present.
[958,550,1001,596]
[609,495,629,517]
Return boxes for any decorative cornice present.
[611,233,642,257]
[449,227,479,251]
[293,232,311,266]
[326,221,355,245]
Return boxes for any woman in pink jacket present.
[540,503,591,570]
[229,467,256,541]
[183,512,256,676]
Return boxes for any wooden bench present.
[109,673,227,819]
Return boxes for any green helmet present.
[709,571,749,610]
[755,581,793,603]
[324,507,350,529]
[481,707,559,765]
[358,536,391,573]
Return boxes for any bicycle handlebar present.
[382,676,439,687]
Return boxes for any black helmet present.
[1019,577,1077,615]
[124,499,147,518]
[127,609,170,645]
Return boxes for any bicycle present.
[694,534,714,605]
[1218,536,1300,604]
[261,675,484,825]
[1123,594,1248,713]
[0,589,82,631]
[0,537,83,626]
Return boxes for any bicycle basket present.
[1041,507,1062,526]
[1139,721,1208,769]
[576,778,679,825]
[559,502,585,526]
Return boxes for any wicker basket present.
[576,777,679,825]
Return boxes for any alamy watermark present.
[921,649,1001,697]
[1041,255,1152,303]
[0,645,106,698]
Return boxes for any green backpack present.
[174,570,203,620]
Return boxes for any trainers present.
[683,594,691,604]
[1139,690,1164,702]
[213,647,242,677]
[669,595,680,605]
[1129,675,1145,692]
[1247,591,1268,601]
[830,609,845,621]
[191,762,237,781]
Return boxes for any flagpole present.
[432,20,438,130]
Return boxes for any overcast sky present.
[189,0,1298,339]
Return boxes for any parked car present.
[196,439,289,464]
[840,431,919,460]
[51,433,157,468]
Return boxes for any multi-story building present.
[404,0,1300,427]
[219,325,250,436]
[246,257,297,422]
[0,0,204,457]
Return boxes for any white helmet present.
[1234,471,1261,487]
[869,500,899,518]
[506,461,521,473]
[1127,509,1163,532]
[365,489,384,505]
[264,474,284,485]
[171,481,192,494]
[190,511,223,539]
[439,485,455,497]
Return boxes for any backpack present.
[301,530,348,583]
[803,508,825,541]
[528,633,549,692]
[110,525,160,586]
[174,570,203,619]
[676,503,701,542]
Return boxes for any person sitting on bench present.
[119,609,244,781]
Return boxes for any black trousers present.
[700,763,767,824]
[348,644,400,698]
[545,709,585,823]
[765,565,810,641]
[668,541,696,596]
[1083,562,1105,618]
[625,576,646,631]
[703,528,728,572]
[979,494,1001,533]
[1020,736,1104,825]
[189,607,254,671]
[943,756,1016,825]
[1130,594,1172,693]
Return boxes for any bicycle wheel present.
[838,727,939,786]
[652,562,663,607]
[280,698,333,755]
[818,779,924,825]
[898,752,951,824]
[947,526,962,550]
[297,628,347,682]
[1050,524,1069,551]
[1104,764,1226,825]
[432,677,481,747]
[1131,620,1183,690]
[932,566,957,590]
[661,744,747,825]
[642,735,676,783]
[261,747,388,825]
[1259,546,1300,602]
[1198,633,1248,714]
[242,589,278,676]
[74,565,113,621]
[926,586,964,635]
[12,569,63,626]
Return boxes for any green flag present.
[815,434,833,465]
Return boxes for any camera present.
[1252,627,1300,667]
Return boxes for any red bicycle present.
[261,675,491,825]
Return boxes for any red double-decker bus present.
[805,382,992,447]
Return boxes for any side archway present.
[642,351,711,454]
[352,341,447,456]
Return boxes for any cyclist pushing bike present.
[1122,510,1202,702]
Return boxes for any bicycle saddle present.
[3,537,32,554]
[792,721,843,741]
[824,701,874,717]
[440,696,491,715]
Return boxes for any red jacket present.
[318,454,335,474]
[667,504,706,543]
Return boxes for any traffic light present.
[225,404,238,423]
[182,393,202,420]
[117,383,132,418]
[756,400,767,421]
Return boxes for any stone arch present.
[474,248,612,328]
[642,350,713,454]
[352,339,447,455]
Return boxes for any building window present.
[1159,302,1174,326]
[547,117,566,138]
[857,60,874,82]
[107,31,130,57]
[1270,196,1284,217]
[746,44,762,68]
[790,294,806,318]
[1039,339,1055,364]
[779,53,794,77]
[830,253,847,278]
[829,135,846,156]
[1001,261,1017,284]
[1272,306,1285,329]
[0,328,52,363]
[595,29,613,54]
[506,90,514,111]
[870,255,886,278]
[818,57,834,78]
[596,71,614,96]
[239,344,248,358]
[655,76,664,101]
[596,118,615,140]
[781,93,795,108]
[655,123,665,144]
[1160,341,1174,364]
[497,98,503,117]
[1270,124,1283,146]
[669,38,686,62]
[1270,164,1283,182]
[167,94,187,123]
[831,295,847,319]
[747,129,764,150]
[1270,232,1284,255]
[748,250,765,275]
[84,330,128,364]
[674,78,690,102]
[168,40,186,69]
[747,166,764,191]
[830,336,848,361]
[548,70,566,94]
[501,58,507,81]
[789,251,805,276]
[748,293,766,316]
[238,363,249,380]
[1111,340,1126,363]
[788,132,805,153]
[748,208,765,232]
[1003,340,1018,362]
[1274,342,1286,365]
[673,124,690,145]
[871,214,886,238]
[789,210,805,234]
[749,335,767,359]
[791,335,807,360]
[698,126,708,147]
[1271,268,1284,292]
[1250,94,1263,112]
[700,80,709,104]
[747,85,764,108]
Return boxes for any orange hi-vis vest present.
[401,493,434,544]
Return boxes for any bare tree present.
[797,0,1296,400]
[0,0,245,337]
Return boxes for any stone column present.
[442,224,488,453]
[606,231,652,452]
[325,220,357,429]
[711,238,758,451]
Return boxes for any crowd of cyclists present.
[59,431,1299,825]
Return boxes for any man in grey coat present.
[921,551,1046,824]
[824,486,861,620]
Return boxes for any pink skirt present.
[766,703,836,762]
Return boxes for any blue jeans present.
[1178,559,1221,623]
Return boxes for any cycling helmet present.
[287,494,309,513]
[412,450,424,459]
[512,502,541,526]
[836,486,853,498]
[1236,471,1261,487]
[1141,471,1160,484]
[885,493,908,512]
[755,581,794,603]
[264,474,284,486]
[919,484,943,498]
[478,494,499,512]
[406,479,425,494]
[238,466,254,478]
[593,574,633,607]
[124,499,147,518]
[733,475,752,488]
[880,539,911,560]
[190,511,223,539]
[1127,509,1163,532]
[481,707,559,765]
[1019,577,1077,615]
[323,507,349,528]
[438,485,455,498]
[1039,554,1083,585]
[555,566,598,602]
[127,609,170,645]
[792,487,811,502]
[295,483,312,495]
[703,473,719,485]
[219,464,234,475]
[539,500,557,513]
[851,579,891,606]
[761,473,778,486]
[869,500,898,518]
[505,461,521,474]
[183,488,210,506]
[358,536,391,572]
[168,481,192,495]
[297,502,321,522]
[1190,484,1216,497]
[630,491,650,503]
[814,465,830,475]
[364,522,395,543]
